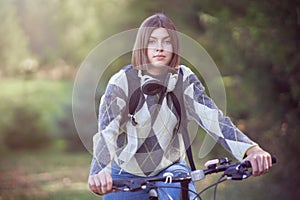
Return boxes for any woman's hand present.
[244,146,272,176]
[88,172,113,195]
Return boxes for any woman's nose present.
[155,42,164,52]
[156,45,163,52]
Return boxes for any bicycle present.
[112,156,277,200]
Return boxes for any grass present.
[0,149,100,200]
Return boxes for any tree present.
[0,0,30,75]
[194,1,300,198]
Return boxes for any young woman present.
[88,13,272,199]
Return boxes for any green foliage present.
[197,1,300,198]
[2,103,52,150]
[0,0,30,75]
[56,103,86,152]
[50,0,131,66]
[12,0,58,65]
[0,78,73,153]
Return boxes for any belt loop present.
[118,168,123,175]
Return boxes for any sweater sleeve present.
[90,70,128,175]
[181,66,257,161]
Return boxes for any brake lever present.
[232,156,277,180]
[224,163,252,180]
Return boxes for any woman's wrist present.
[246,145,262,156]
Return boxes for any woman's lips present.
[154,55,165,60]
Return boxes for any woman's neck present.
[146,67,168,76]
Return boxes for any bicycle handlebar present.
[113,176,169,192]
[243,156,277,168]
[192,156,277,181]
[112,156,277,192]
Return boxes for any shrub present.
[56,103,86,152]
[3,104,52,150]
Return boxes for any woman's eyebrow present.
[149,36,171,40]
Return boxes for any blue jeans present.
[103,161,197,200]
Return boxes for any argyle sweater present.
[90,65,257,177]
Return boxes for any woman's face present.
[147,28,173,74]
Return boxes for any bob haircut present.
[132,13,180,70]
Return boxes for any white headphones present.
[138,69,178,95]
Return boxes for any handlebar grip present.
[113,179,129,187]
[272,156,277,164]
[243,156,277,168]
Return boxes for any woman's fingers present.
[105,173,113,191]
[88,175,100,194]
[245,146,272,176]
[99,173,108,194]
[88,172,113,195]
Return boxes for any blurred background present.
[0,0,299,199]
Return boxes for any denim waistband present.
[110,160,191,180]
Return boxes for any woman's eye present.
[148,40,156,45]
[163,40,172,45]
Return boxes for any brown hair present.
[132,13,180,69]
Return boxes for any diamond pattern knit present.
[90,65,257,177]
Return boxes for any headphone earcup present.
[142,81,166,95]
